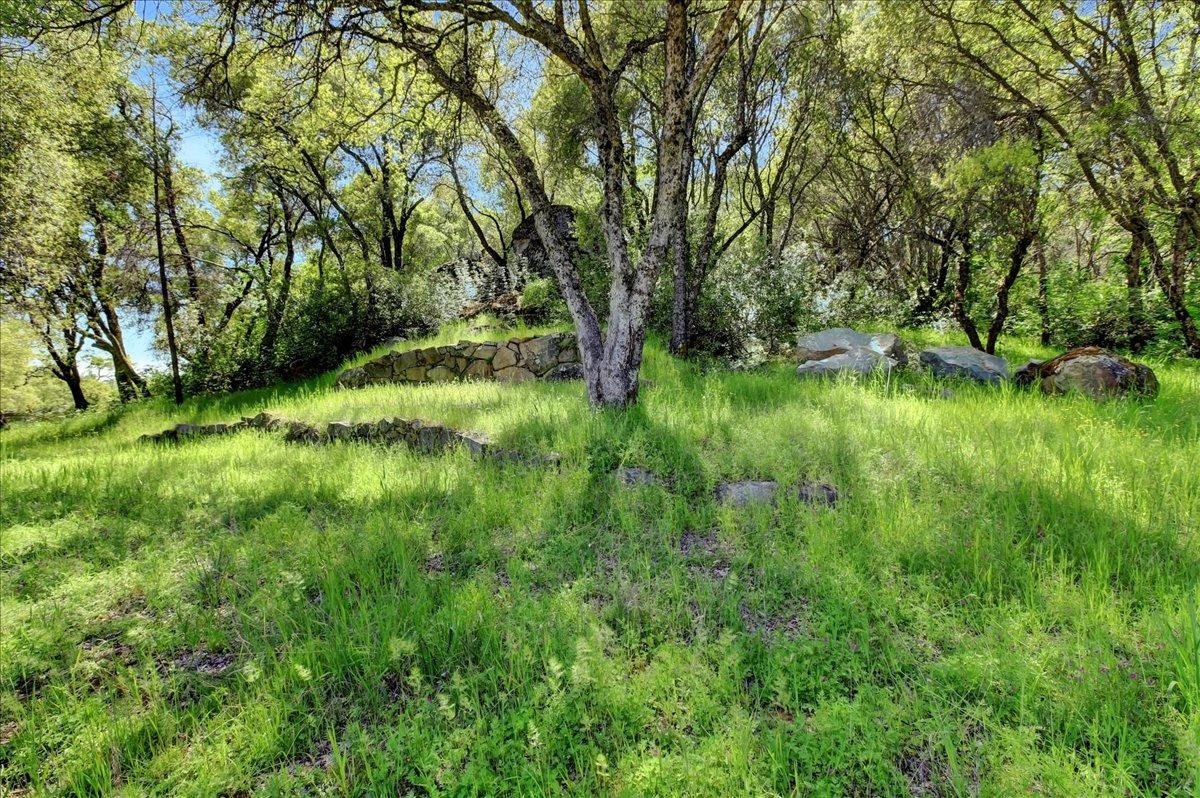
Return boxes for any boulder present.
[796,328,906,365]
[518,335,559,374]
[464,359,494,380]
[1014,360,1043,386]
[796,481,839,507]
[715,480,779,507]
[362,359,394,382]
[327,421,353,441]
[617,467,659,486]
[544,362,584,381]
[1024,347,1158,400]
[336,367,369,389]
[796,348,897,378]
[918,346,1008,384]
[458,432,491,456]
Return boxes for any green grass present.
[2,325,1198,796]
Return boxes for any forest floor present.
[2,323,1198,796]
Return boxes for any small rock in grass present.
[796,481,839,507]
[715,480,779,507]
[617,466,658,486]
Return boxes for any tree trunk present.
[162,153,204,326]
[1037,242,1050,346]
[1123,232,1149,351]
[985,230,1034,354]
[395,0,742,406]
[261,187,297,368]
[952,224,984,351]
[1138,217,1200,357]
[668,208,692,356]
[47,349,88,410]
[151,84,184,405]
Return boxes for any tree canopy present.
[1,0,1197,413]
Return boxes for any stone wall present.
[337,332,581,389]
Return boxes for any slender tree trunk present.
[985,230,1034,354]
[1138,217,1200,357]
[668,119,695,357]
[162,154,204,326]
[1037,241,1051,346]
[1124,232,1149,351]
[63,367,89,410]
[151,83,184,405]
[669,210,692,356]
[261,189,296,368]
[952,224,984,351]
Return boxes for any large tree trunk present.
[395,0,742,406]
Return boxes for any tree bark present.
[1123,232,1149,351]
[1036,241,1050,346]
[952,222,984,351]
[984,229,1033,354]
[389,0,742,405]
[260,184,298,368]
[161,152,204,325]
[42,329,89,410]
[151,83,184,405]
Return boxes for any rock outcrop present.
[1015,347,1158,400]
[796,328,907,365]
[337,332,580,389]
[714,480,840,508]
[918,346,1008,384]
[796,348,898,378]
[139,411,560,466]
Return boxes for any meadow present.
[2,325,1198,796]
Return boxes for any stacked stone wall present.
[337,332,581,389]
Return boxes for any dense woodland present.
[2,0,1198,413]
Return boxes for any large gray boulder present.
[918,346,1008,384]
[796,328,906,365]
[796,348,897,379]
[1021,347,1157,400]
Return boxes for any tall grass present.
[2,329,1197,795]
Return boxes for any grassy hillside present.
[2,325,1198,796]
